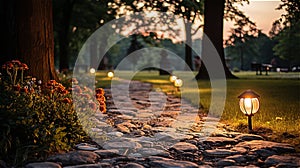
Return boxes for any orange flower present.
[97,96,106,102]
[62,98,72,104]
[98,100,106,106]
[60,90,69,95]
[99,105,106,113]
[95,88,104,95]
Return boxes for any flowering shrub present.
[0,60,106,166]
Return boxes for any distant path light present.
[107,71,114,78]
[90,68,96,74]
[169,75,177,83]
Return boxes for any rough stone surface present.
[171,142,199,152]
[25,162,62,168]
[236,140,295,153]
[204,149,239,157]
[264,155,300,167]
[148,156,199,168]
[26,81,299,168]
[234,134,264,142]
[47,151,99,166]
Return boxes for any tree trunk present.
[185,21,193,70]
[56,0,75,71]
[196,0,237,79]
[16,0,58,83]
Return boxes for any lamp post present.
[238,90,260,132]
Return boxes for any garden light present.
[174,78,183,88]
[89,68,96,74]
[238,89,260,132]
[169,75,177,82]
[107,71,114,78]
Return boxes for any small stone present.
[236,140,295,154]
[264,155,300,167]
[75,143,98,151]
[216,159,236,167]
[226,154,247,163]
[148,156,199,168]
[94,149,119,158]
[122,162,145,168]
[203,137,238,146]
[234,134,264,142]
[102,141,142,150]
[106,131,123,137]
[171,142,198,152]
[47,151,99,166]
[25,162,61,168]
[138,148,170,157]
[63,163,111,168]
[116,124,130,133]
[160,111,179,119]
[204,149,239,158]
[231,147,248,154]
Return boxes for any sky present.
[224,0,284,38]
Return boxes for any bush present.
[0,60,106,166]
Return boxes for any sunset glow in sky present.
[224,0,284,37]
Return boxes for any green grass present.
[95,70,300,150]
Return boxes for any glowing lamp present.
[238,89,260,132]
[90,68,96,74]
[107,71,114,78]
[169,75,177,82]
[174,78,183,88]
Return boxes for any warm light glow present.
[169,75,177,82]
[239,98,259,115]
[89,68,96,74]
[174,78,183,87]
[107,72,114,78]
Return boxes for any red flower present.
[13,84,21,91]
[20,87,28,93]
[62,98,72,104]
[20,63,29,70]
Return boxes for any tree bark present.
[15,0,58,83]
[56,0,75,71]
[185,21,193,70]
[196,0,237,79]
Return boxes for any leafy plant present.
[0,60,106,166]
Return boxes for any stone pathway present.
[25,81,300,168]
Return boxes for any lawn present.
[95,70,300,150]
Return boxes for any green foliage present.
[272,0,300,65]
[0,61,106,166]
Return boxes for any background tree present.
[0,0,58,82]
[196,0,256,79]
[271,0,300,66]
[53,0,115,71]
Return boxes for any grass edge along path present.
[95,71,300,151]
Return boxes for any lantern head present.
[238,90,260,116]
